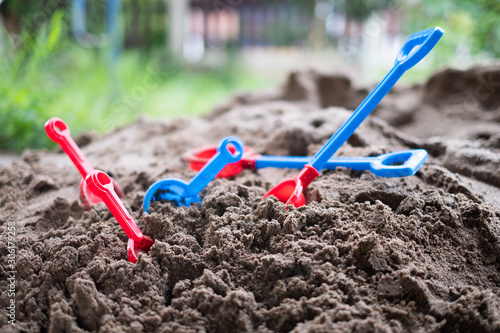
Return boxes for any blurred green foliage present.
[1,0,499,151]
[402,0,500,58]
[345,0,394,22]
[266,22,311,47]
[0,7,272,151]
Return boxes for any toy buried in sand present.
[85,170,154,263]
[184,145,429,179]
[263,26,444,207]
[45,117,124,210]
[143,136,244,213]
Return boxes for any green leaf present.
[47,10,64,53]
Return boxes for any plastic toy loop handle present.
[218,137,244,163]
[85,170,143,243]
[395,27,444,70]
[44,117,94,178]
[186,136,244,195]
[370,149,428,177]
[45,117,71,143]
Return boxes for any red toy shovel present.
[263,27,444,207]
[85,170,154,263]
[45,117,124,210]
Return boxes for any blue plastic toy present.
[256,149,428,177]
[143,136,244,213]
[186,146,428,178]
[264,27,444,207]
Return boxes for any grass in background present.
[4,0,498,152]
[0,11,276,152]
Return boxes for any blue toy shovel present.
[185,146,428,178]
[143,136,244,213]
[264,27,444,207]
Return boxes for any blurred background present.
[0,0,499,153]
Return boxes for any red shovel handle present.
[85,170,144,243]
[45,118,94,178]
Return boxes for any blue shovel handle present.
[186,136,244,196]
[327,149,428,177]
[255,149,428,177]
[309,27,443,172]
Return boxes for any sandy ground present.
[0,152,16,168]
[0,65,499,332]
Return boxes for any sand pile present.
[0,65,499,332]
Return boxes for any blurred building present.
[177,0,404,83]
[0,0,407,82]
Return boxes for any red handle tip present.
[45,117,70,143]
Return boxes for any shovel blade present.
[112,178,125,198]
[263,165,320,208]
[263,178,306,207]
[127,236,155,263]
[143,178,201,213]
[185,145,253,178]
[80,179,103,210]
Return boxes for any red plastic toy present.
[184,145,256,178]
[263,27,444,207]
[44,117,124,210]
[85,170,154,263]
